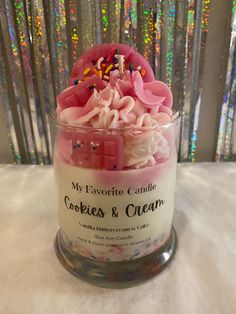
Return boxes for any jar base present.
[54,227,177,288]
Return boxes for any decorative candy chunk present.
[56,75,105,110]
[133,71,173,108]
[61,132,124,170]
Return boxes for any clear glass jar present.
[52,114,180,288]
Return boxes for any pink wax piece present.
[56,75,106,110]
[133,71,173,109]
[59,132,124,170]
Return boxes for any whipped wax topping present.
[58,70,173,128]
[56,46,177,169]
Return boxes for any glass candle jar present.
[52,114,180,288]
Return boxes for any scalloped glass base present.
[54,227,177,288]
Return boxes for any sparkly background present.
[0,0,235,164]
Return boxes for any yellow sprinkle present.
[141,69,146,77]
[99,70,103,79]
[83,68,91,76]
[93,68,99,75]
[105,64,113,74]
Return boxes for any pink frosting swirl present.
[57,70,173,128]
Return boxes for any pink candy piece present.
[62,132,124,170]
[56,75,105,110]
[133,71,173,109]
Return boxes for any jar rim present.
[49,110,180,132]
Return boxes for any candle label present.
[55,162,176,261]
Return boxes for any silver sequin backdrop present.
[0,0,235,164]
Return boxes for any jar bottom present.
[54,227,177,288]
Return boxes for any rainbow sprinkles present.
[75,48,147,86]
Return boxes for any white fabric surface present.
[0,163,236,314]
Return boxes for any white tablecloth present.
[0,163,236,314]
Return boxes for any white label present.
[55,161,176,261]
